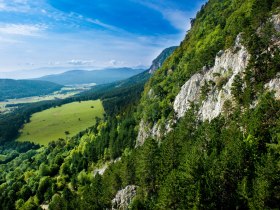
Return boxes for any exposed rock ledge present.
[136,119,173,147]
[112,185,138,210]
[174,34,250,121]
[265,74,280,99]
[93,158,121,176]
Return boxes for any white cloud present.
[163,9,192,31]
[134,0,199,32]
[86,18,122,32]
[109,59,125,66]
[0,35,20,43]
[68,59,95,66]
[48,61,61,66]
[0,2,6,10]
[109,59,117,66]
[0,24,47,36]
[0,0,31,12]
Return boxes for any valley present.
[17,100,104,146]
[0,83,96,114]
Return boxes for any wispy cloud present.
[0,2,6,10]
[108,59,125,67]
[0,0,32,13]
[0,35,20,43]
[0,24,47,36]
[86,18,122,32]
[134,0,205,32]
[163,10,192,31]
[68,59,95,66]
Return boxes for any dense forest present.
[0,79,63,101]
[1,0,280,209]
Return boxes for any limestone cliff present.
[111,185,138,210]
[174,34,249,121]
[136,11,280,147]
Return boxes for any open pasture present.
[17,100,104,145]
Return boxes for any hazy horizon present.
[0,65,150,80]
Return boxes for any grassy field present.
[17,100,104,146]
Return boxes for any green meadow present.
[17,100,104,145]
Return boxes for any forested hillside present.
[1,0,280,209]
[0,79,62,101]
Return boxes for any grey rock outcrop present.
[174,34,250,121]
[136,120,162,147]
[93,164,109,176]
[136,120,152,147]
[112,185,138,210]
[136,119,174,147]
[265,74,280,99]
[272,13,280,32]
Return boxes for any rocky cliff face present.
[136,35,249,146]
[136,12,280,147]
[136,119,173,147]
[111,185,138,210]
[174,34,249,121]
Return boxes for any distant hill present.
[78,46,177,105]
[35,68,146,85]
[149,46,177,74]
[0,79,63,101]
[0,67,71,80]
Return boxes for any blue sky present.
[0,0,206,74]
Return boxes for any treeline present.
[0,79,62,101]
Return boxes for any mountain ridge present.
[148,46,177,74]
[35,67,146,85]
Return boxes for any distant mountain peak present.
[149,46,177,74]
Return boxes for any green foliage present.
[1,0,280,209]
[200,80,210,101]
[49,194,67,210]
